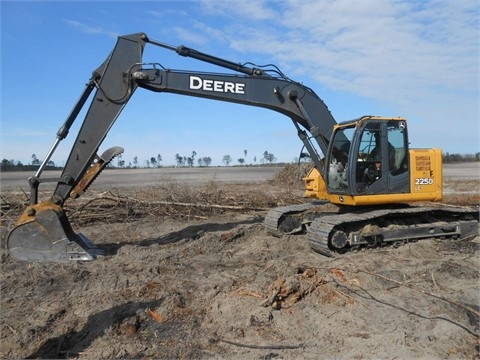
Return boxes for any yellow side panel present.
[304,167,328,200]
[408,148,443,201]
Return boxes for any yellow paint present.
[70,162,103,198]
[304,167,328,200]
[16,200,63,226]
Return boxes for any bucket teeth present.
[70,146,124,199]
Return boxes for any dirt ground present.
[1,164,479,359]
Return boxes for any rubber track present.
[307,206,479,257]
[264,203,321,236]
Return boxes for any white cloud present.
[63,19,118,38]
[189,0,478,151]
[231,1,477,96]
[198,0,279,21]
[63,19,103,34]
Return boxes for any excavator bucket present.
[7,147,123,262]
[7,201,103,262]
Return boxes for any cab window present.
[327,126,354,192]
[357,122,383,187]
[387,120,408,174]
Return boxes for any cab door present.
[385,120,410,193]
[353,119,409,195]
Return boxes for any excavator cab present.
[304,116,424,206]
[326,116,410,197]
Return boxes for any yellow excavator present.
[7,33,479,262]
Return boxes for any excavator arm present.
[7,32,337,262]
[52,33,335,203]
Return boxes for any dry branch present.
[148,309,166,323]
[56,180,304,226]
[211,335,305,350]
[1,167,307,226]
[356,269,480,318]
[125,199,268,211]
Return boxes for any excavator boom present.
[51,33,334,203]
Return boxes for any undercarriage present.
[264,203,479,257]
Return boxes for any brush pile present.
[1,174,306,229]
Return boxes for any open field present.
[0,166,283,191]
[2,162,479,190]
[0,163,479,359]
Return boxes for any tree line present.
[0,149,282,171]
[442,152,480,163]
[2,151,478,172]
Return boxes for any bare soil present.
[1,164,479,359]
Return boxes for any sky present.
[1,0,479,167]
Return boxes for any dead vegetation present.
[2,163,477,231]
[443,179,480,205]
[66,179,304,227]
[270,162,313,188]
[0,166,310,230]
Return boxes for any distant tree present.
[202,156,212,167]
[238,158,245,165]
[1,159,13,171]
[133,156,138,168]
[244,149,247,159]
[253,156,257,164]
[117,154,125,168]
[150,157,157,167]
[175,154,183,167]
[185,151,197,167]
[443,152,478,163]
[198,158,204,167]
[223,155,232,166]
[157,154,162,167]
[262,151,276,164]
[146,159,150,168]
[262,151,268,163]
[47,160,55,168]
[31,154,40,167]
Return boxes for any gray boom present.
[30,32,337,205]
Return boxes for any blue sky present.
[1,0,479,167]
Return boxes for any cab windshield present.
[327,126,355,192]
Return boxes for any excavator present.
[7,33,478,262]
